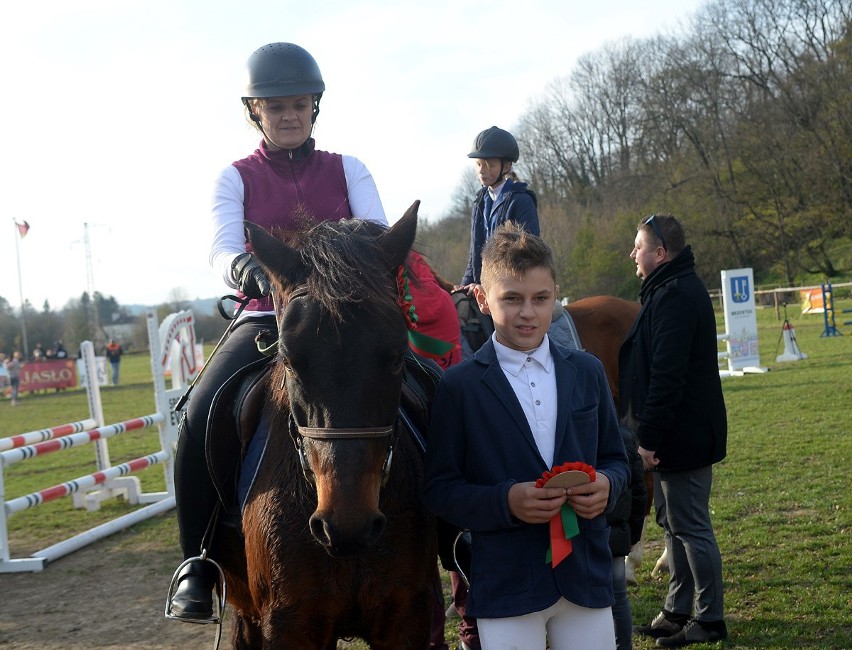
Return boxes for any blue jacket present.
[423,338,629,618]
[461,180,539,285]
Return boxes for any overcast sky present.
[1,0,705,309]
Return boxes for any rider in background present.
[457,126,539,295]
[168,42,387,621]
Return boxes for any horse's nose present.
[309,511,387,555]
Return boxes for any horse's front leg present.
[231,613,264,650]
[361,566,433,650]
[259,604,338,650]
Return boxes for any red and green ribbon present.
[546,503,580,566]
[536,461,597,568]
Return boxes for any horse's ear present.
[378,201,419,270]
[244,221,305,286]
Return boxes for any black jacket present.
[617,246,727,472]
[607,424,647,557]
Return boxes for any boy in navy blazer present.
[424,223,628,649]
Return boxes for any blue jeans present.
[611,556,632,650]
[110,361,120,385]
[654,466,724,622]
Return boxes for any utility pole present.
[13,220,29,357]
[83,222,104,352]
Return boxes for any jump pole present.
[0,310,198,573]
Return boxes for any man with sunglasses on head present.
[618,214,728,647]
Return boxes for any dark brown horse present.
[216,203,436,649]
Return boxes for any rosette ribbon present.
[535,462,596,568]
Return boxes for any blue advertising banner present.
[720,268,761,370]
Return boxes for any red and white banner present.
[19,360,78,391]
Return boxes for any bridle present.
[288,415,398,488]
[277,285,398,488]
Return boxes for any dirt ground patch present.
[0,513,432,649]
[0,515,219,649]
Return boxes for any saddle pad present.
[205,356,273,512]
[237,409,271,512]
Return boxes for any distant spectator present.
[5,351,22,406]
[105,339,123,385]
[54,341,68,359]
[31,343,44,361]
[0,353,9,395]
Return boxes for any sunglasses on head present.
[644,214,667,251]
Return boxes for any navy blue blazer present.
[423,338,629,618]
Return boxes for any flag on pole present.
[15,220,30,238]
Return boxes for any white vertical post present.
[0,454,9,564]
[149,310,199,498]
[81,341,109,469]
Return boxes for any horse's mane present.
[274,218,402,322]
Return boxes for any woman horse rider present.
[167,42,388,620]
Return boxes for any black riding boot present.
[170,417,220,620]
[169,559,220,620]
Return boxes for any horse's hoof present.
[168,562,216,621]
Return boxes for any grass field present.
[1,301,850,649]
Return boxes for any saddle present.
[204,349,442,517]
[205,355,274,516]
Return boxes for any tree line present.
[417,0,851,301]
[0,293,227,360]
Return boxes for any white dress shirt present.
[493,334,558,467]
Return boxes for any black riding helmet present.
[242,42,325,123]
[467,126,520,162]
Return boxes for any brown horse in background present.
[563,296,640,405]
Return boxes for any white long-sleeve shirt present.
[208,155,387,296]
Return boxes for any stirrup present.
[164,552,227,629]
[453,530,472,588]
